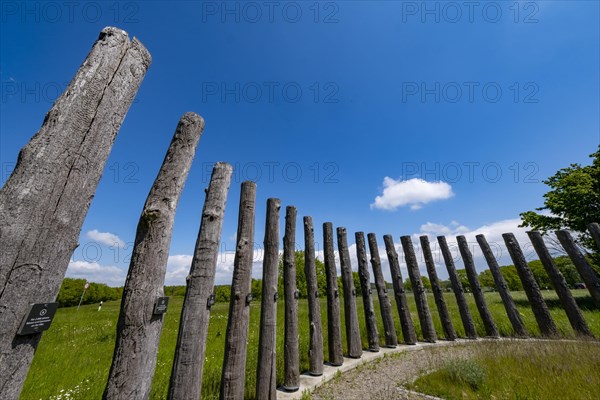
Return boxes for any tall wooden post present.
[337,227,363,358]
[383,235,417,345]
[104,113,204,400]
[283,206,300,391]
[303,216,324,375]
[476,234,528,337]
[168,163,233,400]
[438,236,477,339]
[220,181,257,400]
[503,233,559,337]
[0,27,150,399]
[419,236,456,340]
[355,232,380,351]
[588,223,600,248]
[255,198,281,399]
[323,222,344,366]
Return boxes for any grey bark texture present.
[104,112,203,400]
[168,163,233,400]
[503,233,559,337]
[383,235,417,345]
[303,216,324,375]
[527,231,592,336]
[255,198,281,399]
[355,232,380,351]
[323,222,344,366]
[220,181,257,400]
[0,27,150,400]
[556,230,600,308]
[368,234,398,348]
[588,223,600,249]
[283,206,300,391]
[438,236,478,339]
[400,236,437,343]
[457,236,499,337]
[476,234,528,337]
[419,236,456,341]
[337,227,363,358]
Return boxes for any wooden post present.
[400,236,437,343]
[220,181,257,400]
[476,234,528,337]
[368,233,398,348]
[503,233,559,337]
[323,222,344,366]
[457,236,499,337]
[528,231,592,336]
[168,163,233,400]
[255,198,281,399]
[438,236,478,339]
[104,112,204,399]
[355,232,380,351]
[588,223,600,249]
[337,227,363,358]
[383,235,417,345]
[419,236,456,341]
[303,217,324,375]
[283,206,300,391]
[556,230,600,308]
[0,27,150,399]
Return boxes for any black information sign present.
[17,303,59,336]
[153,297,169,315]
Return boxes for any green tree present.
[404,276,432,291]
[278,251,328,299]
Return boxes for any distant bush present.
[56,278,121,307]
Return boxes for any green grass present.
[21,290,600,399]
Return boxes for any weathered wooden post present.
[588,223,600,248]
[323,222,344,366]
[104,112,204,399]
[0,27,150,399]
[368,234,398,348]
[303,216,324,375]
[503,233,559,337]
[556,230,600,308]
[337,227,363,358]
[419,236,456,341]
[220,181,257,400]
[283,206,300,391]
[528,231,592,336]
[476,234,528,337]
[383,235,417,345]
[255,198,281,399]
[355,232,380,351]
[457,236,499,337]
[168,163,233,400]
[400,236,437,343]
[438,236,478,339]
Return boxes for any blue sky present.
[1,1,598,286]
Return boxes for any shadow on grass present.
[513,295,597,311]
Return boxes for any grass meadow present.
[21,290,600,399]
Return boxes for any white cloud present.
[66,260,126,286]
[165,255,193,286]
[86,229,126,248]
[371,177,454,211]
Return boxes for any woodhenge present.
[0,27,599,400]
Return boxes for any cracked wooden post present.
[219,181,257,400]
[383,235,417,345]
[303,216,324,375]
[438,236,478,339]
[476,234,528,337]
[419,236,456,341]
[457,236,499,337]
[168,163,233,400]
[283,206,300,391]
[588,223,600,249]
[503,233,559,337]
[355,232,379,351]
[368,233,398,348]
[401,236,437,342]
[323,222,344,366]
[0,27,150,399]
[556,230,600,308]
[337,227,362,358]
[104,112,203,399]
[255,198,281,399]
[528,231,592,336]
